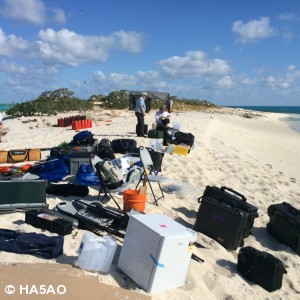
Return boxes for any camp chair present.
[136,146,167,206]
[93,159,140,210]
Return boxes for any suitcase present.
[25,209,73,235]
[267,202,300,254]
[194,186,259,250]
[237,246,287,292]
[0,180,47,212]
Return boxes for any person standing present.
[135,92,147,137]
[166,97,173,113]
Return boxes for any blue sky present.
[0,0,300,106]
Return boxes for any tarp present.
[129,91,170,100]
[129,91,170,111]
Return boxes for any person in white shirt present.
[152,106,172,130]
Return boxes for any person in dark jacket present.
[135,92,147,137]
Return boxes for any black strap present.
[7,149,29,163]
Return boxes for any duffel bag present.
[111,139,137,154]
[0,148,41,163]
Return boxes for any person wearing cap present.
[135,92,147,137]
[0,112,3,142]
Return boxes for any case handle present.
[221,186,247,202]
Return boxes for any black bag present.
[96,146,115,160]
[50,146,70,157]
[0,228,64,259]
[98,138,112,149]
[164,128,179,145]
[267,202,300,254]
[46,183,89,197]
[194,186,259,250]
[71,130,95,145]
[111,139,137,154]
[237,246,287,292]
[174,131,195,148]
[148,129,165,139]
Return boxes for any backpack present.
[98,160,124,189]
[98,138,112,148]
[95,139,115,160]
[71,130,95,145]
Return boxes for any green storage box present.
[0,180,47,212]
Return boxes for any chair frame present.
[135,146,165,206]
[94,161,121,209]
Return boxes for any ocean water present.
[227,106,300,135]
[0,104,10,111]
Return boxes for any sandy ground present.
[0,107,300,300]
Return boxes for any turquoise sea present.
[227,106,300,135]
[0,104,11,111]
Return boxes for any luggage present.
[111,139,137,154]
[0,180,47,212]
[194,186,259,250]
[25,209,73,236]
[237,246,287,292]
[164,128,178,145]
[267,202,300,254]
[0,148,41,163]
[71,130,95,145]
[148,129,164,139]
[173,131,195,149]
[136,124,148,136]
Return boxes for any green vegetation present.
[6,88,93,117]
[6,88,217,117]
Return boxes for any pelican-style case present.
[194,186,258,250]
[267,202,300,255]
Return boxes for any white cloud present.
[0,0,46,25]
[159,50,231,77]
[113,30,144,53]
[232,17,277,44]
[52,8,67,23]
[0,28,31,56]
[217,76,235,88]
[0,59,26,74]
[36,28,144,66]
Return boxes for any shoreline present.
[0,108,300,300]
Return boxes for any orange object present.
[21,164,32,171]
[123,189,147,213]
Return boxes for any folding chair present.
[136,146,167,205]
[93,158,140,209]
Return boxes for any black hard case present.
[0,180,47,212]
[25,209,73,236]
[194,186,258,250]
[237,246,287,292]
[267,202,300,255]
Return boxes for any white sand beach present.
[0,107,300,300]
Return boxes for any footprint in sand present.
[203,272,218,290]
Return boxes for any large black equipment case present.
[267,202,300,255]
[0,180,47,212]
[194,186,259,250]
[25,209,73,236]
[237,246,287,292]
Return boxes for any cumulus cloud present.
[217,76,235,88]
[265,65,300,89]
[159,50,231,77]
[232,17,277,44]
[36,28,144,66]
[0,28,31,56]
[0,0,47,25]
